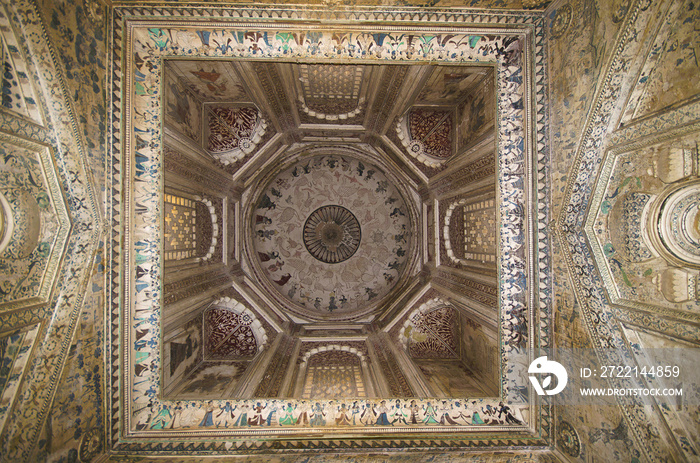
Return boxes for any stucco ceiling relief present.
[399,298,459,359]
[204,298,268,359]
[298,64,366,121]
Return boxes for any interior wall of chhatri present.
[0,0,696,462]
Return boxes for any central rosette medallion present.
[303,205,361,263]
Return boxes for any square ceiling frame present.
[108,4,551,455]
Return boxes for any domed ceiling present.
[251,154,413,319]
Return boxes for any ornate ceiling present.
[112,4,546,454]
[0,0,697,461]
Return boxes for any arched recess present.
[296,345,369,399]
[205,106,267,165]
[204,297,268,359]
[398,298,458,358]
[443,198,497,266]
[163,193,219,264]
[396,108,453,167]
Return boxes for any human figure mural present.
[142,398,524,430]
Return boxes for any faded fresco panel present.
[621,0,700,123]
[163,316,203,390]
[173,361,249,400]
[168,60,250,102]
[547,0,626,206]
[456,74,496,152]
[415,360,489,398]
[547,0,644,461]
[46,261,105,463]
[460,315,498,389]
[164,71,202,145]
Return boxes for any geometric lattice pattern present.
[163,194,196,260]
[301,64,363,100]
[464,199,496,262]
[303,350,365,399]
[302,365,365,399]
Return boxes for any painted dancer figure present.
[360,403,376,425]
[167,403,184,429]
[310,402,326,426]
[265,401,279,426]
[449,402,472,425]
[150,406,171,429]
[295,401,310,426]
[374,400,391,426]
[279,403,296,425]
[198,402,215,427]
[422,402,438,425]
[215,402,236,427]
[234,403,249,426]
[498,402,522,425]
[408,400,420,424]
[335,404,351,425]
[438,401,459,425]
[351,401,361,425]
[390,400,408,425]
[248,402,266,425]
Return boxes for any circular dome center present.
[251,154,412,318]
[303,205,361,263]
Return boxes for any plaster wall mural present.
[0,0,103,460]
[167,60,250,103]
[0,0,697,461]
[548,0,700,461]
